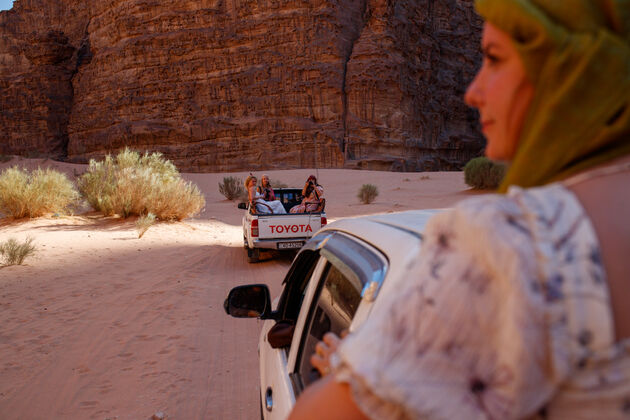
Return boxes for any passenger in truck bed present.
[290,175,324,213]
[245,174,286,214]
[257,174,276,201]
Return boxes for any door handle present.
[265,387,273,412]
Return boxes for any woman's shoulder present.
[438,183,582,238]
[427,182,614,350]
[423,183,593,281]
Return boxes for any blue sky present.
[0,0,13,11]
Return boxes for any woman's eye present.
[484,52,501,65]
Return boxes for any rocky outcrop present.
[0,0,483,172]
[344,0,484,171]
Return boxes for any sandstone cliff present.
[0,0,483,172]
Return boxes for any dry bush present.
[136,213,156,238]
[464,157,507,190]
[0,167,79,218]
[420,175,431,180]
[219,176,245,201]
[0,237,36,266]
[357,184,379,204]
[78,148,205,220]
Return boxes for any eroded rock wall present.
[0,0,483,172]
[0,0,90,157]
[344,0,483,171]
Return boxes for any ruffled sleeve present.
[331,192,584,419]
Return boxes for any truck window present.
[277,250,321,323]
[296,262,362,387]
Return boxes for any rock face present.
[0,0,483,172]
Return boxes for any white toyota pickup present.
[239,188,327,263]
[225,209,442,419]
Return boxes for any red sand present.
[0,157,472,419]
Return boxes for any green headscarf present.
[475,0,630,192]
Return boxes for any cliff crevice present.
[341,0,369,160]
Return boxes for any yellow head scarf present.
[475,0,630,192]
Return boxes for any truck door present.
[259,251,327,420]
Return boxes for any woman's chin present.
[485,146,512,163]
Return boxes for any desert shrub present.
[0,237,36,266]
[77,148,205,220]
[464,157,507,190]
[136,212,156,238]
[219,176,245,201]
[0,166,79,218]
[357,184,379,204]
[420,175,431,180]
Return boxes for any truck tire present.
[243,237,248,249]
[247,247,260,263]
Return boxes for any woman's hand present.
[310,331,347,377]
[290,330,367,420]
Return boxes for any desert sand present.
[0,157,473,420]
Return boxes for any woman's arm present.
[305,186,323,203]
[248,186,256,204]
[288,376,369,420]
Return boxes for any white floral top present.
[332,183,630,419]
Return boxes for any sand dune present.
[0,157,472,419]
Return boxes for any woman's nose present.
[464,72,483,109]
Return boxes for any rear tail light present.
[321,217,327,226]
[251,219,259,237]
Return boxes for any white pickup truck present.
[225,209,442,419]
[238,188,327,263]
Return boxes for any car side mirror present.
[237,202,247,210]
[224,284,275,319]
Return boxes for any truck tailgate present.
[257,214,322,239]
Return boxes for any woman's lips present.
[481,120,494,132]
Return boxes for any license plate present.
[278,241,304,250]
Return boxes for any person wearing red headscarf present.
[290,175,324,213]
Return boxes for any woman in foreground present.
[289,0,630,418]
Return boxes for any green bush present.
[219,176,245,201]
[0,237,36,266]
[463,157,507,190]
[0,167,79,218]
[357,184,379,204]
[77,148,205,220]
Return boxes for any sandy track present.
[0,159,471,419]
[0,217,292,419]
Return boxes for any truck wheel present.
[247,247,260,263]
[243,237,248,249]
